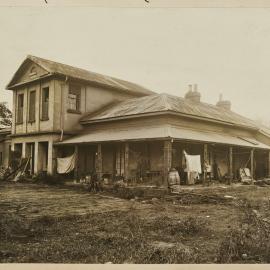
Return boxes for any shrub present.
[33,172,64,185]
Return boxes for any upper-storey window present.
[0,151,3,166]
[17,93,24,124]
[28,90,36,122]
[41,87,49,120]
[68,84,81,113]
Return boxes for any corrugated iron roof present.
[56,124,270,149]
[80,93,258,129]
[7,55,155,96]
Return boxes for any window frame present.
[41,87,50,121]
[16,93,24,124]
[28,90,36,123]
[67,83,81,114]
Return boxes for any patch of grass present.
[0,213,31,240]
[148,215,209,238]
[0,210,202,263]
[217,200,270,263]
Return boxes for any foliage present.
[0,102,12,127]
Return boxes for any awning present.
[56,124,270,150]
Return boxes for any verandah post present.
[163,139,172,185]
[203,144,208,184]
[229,146,233,184]
[96,144,102,180]
[124,142,129,181]
[250,148,254,183]
[74,145,79,179]
[268,151,270,178]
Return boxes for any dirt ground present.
[0,182,270,263]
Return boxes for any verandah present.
[56,139,270,186]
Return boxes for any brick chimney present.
[184,84,201,103]
[216,94,231,110]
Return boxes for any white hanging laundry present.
[57,154,76,174]
[184,151,202,174]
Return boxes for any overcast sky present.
[1,5,270,124]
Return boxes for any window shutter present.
[17,94,24,123]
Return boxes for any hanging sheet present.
[183,151,202,173]
[57,154,76,174]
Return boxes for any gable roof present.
[80,93,259,130]
[6,55,155,96]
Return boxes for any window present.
[17,94,24,124]
[0,152,2,166]
[28,91,36,122]
[68,84,81,112]
[41,87,49,120]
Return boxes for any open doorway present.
[38,142,49,173]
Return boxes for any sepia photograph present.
[1,0,270,266]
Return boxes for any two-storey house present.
[4,55,270,186]
[6,55,154,175]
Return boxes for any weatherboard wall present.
[60,80,137,132]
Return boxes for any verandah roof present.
[56,125,270,150]
[80,93,258,130]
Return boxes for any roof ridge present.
[159,93,172,110]
[157,93,258,127]
[26,55,154,95]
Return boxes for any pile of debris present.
[0,157,31,182]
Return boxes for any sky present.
[1,4,270,125]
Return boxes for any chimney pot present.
[216,94,231,110]
[219,93,223,101]
[184,84,201,103]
